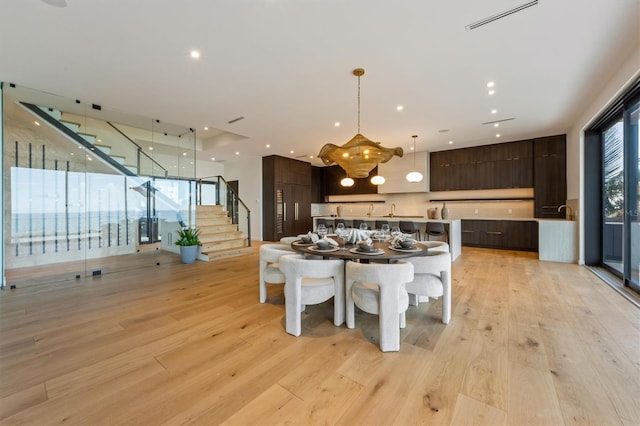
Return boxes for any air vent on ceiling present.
[465,0,538,31]
[482,117,515,125]
[227,116,245,124]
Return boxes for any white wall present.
[222,157,262,242]
[568,45,640,264]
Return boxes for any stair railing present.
[197,176,251,247]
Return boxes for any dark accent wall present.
[584,130,602,265]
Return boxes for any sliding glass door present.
[626,101,639,291]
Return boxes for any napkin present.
[390,235,416,247]
[344,229,375,244]
[323,237,339,246]
[298,232,319,243]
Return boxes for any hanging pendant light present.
[406,135,424,183]
[341,177,355,187]
[319,68,402,179]
[370,175,386,185]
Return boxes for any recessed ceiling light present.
[309,155,314,159]
[266,144,270,148]
[97,139,102,142]
[410,146,414,151]
[488,89,495,95]
[496,134,501,138]
[149,147,153,150]
[290,150,294,154]
[487,81,495,88]
[204,127,209,131]
[182,152,187,156]
[396,105,404,111]
[34,121,40,126]
[449,141,454,145]
[190,50,201,59]
[494,123,499,127]
[211,157,215,161]
[334,122,340,127]
[70,152,74,156]
[235,152,240,155]
[491,109,497,114]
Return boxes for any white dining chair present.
[259,243,294,303]
[279,254,345,337]
[345,260,414,352]
[404,250,452,324]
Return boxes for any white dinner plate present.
[388,246,422,253]
[293,240,315,246]
[349,248,385,256]
[308,246,340,253]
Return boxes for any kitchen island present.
[313,216,461,261]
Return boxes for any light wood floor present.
[1,245,639,425]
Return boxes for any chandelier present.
[318,68,403,181]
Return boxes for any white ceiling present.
[1,0,638,166]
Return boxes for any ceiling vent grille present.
[465,0,538,31]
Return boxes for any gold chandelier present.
[318,68,403,179]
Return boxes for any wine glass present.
[359,222,368,230]
[390,226,401,238]
[335,223,346,248]
[381,224,390,240]
[316,224,327,240]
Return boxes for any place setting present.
[388,233,422,253]
[349,238,385,256]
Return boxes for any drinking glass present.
[359,222,368,230]
[316,224,327,239]
[335,223,346,248]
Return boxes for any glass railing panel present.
[2,84,197,288]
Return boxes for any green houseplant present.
[175,227,201,264]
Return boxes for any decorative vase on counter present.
[433,207,439,219]
[336,205,344,217]
[441,202,449,219]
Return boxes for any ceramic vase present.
[441,202,449,219]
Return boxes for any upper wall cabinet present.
[430,139,533,191]
[377,151,429,193]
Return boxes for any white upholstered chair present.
[404,249,452,324]
[279,236,300,246]
[279,254,345,337]
[259,243,294,303]
[345,260,414,352]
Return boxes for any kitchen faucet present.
[390,203,396,218]
[558,204,573,220]
[367,203,374,216]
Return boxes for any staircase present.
[196,205,252,261]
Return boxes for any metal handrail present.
[106,122,168,175]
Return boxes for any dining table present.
[289,238,431,262]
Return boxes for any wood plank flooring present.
[0,245,639,425]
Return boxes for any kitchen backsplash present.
[313,188,537,219]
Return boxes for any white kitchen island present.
[313,216,462,261]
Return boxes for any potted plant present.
[175,226,201,264]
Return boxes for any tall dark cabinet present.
[533,135,566,218]
[262,155,313,241]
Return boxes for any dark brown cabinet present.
[322,165,378,196]
[461,219,538,252]
[430,139,533,191]
[262,155,313,241]
[534,135,566,218]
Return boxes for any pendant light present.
[370,175,386,185]
[406,135,424,183]
[341,177,355,187]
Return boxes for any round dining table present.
[290,239,430,261]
